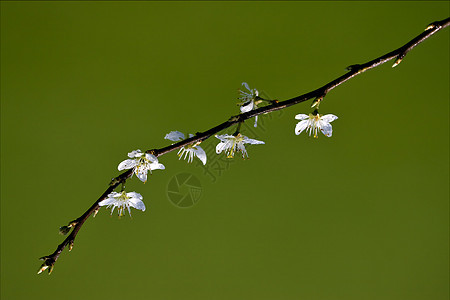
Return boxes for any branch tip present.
[38,256,55,275]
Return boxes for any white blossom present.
[118,149,165,183]
[215,133,264,158]
[295,113,338,138]
[164,131,207,165]
[99,191,145,217]
[238,82,260,127]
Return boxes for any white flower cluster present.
[215,133,264,158]
[238,82,261,128]
[164,131,207,165]
[118,150,165,183]
[99,82,338,216]
[99,191,145,217]
[295,113,338,138]
[238,82,338,138]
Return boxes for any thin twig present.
[38,17,450,274]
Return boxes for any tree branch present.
[38,17,450,274]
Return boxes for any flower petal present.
[126,192,143,200]
[240,101,254,113]
[242,82,250,91]
[295,114,309,120]
[321,114,338,123]
[127,150,143,158]
[135,169,148,183]
[164,131,185,141]
[145,153,158,163]
[215,134,231,142]
[216,141,227,154]
[295,120,308,135]
[118,159,137,171]
[98,198,115,207]
[194,146,207,165]
[321,123,333,137]
[129,197,146,212]
[150,162,165,170]
[243,136,265,145]
[109,192,121,198]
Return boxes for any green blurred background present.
[1,1,448,299]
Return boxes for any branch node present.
[59,221,78,235]
[37,256,55,275]
[392,53,406,68]
[146,149,156,156]
[109,177,121,186]
[425,24,435,31]
[93,207,100,218]
[69,240,74,252]
[345,64,361,72]
[311,94,326,108]
[424,20,442,31]
[228,115,240,122]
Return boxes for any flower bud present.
[59,226,71,235]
